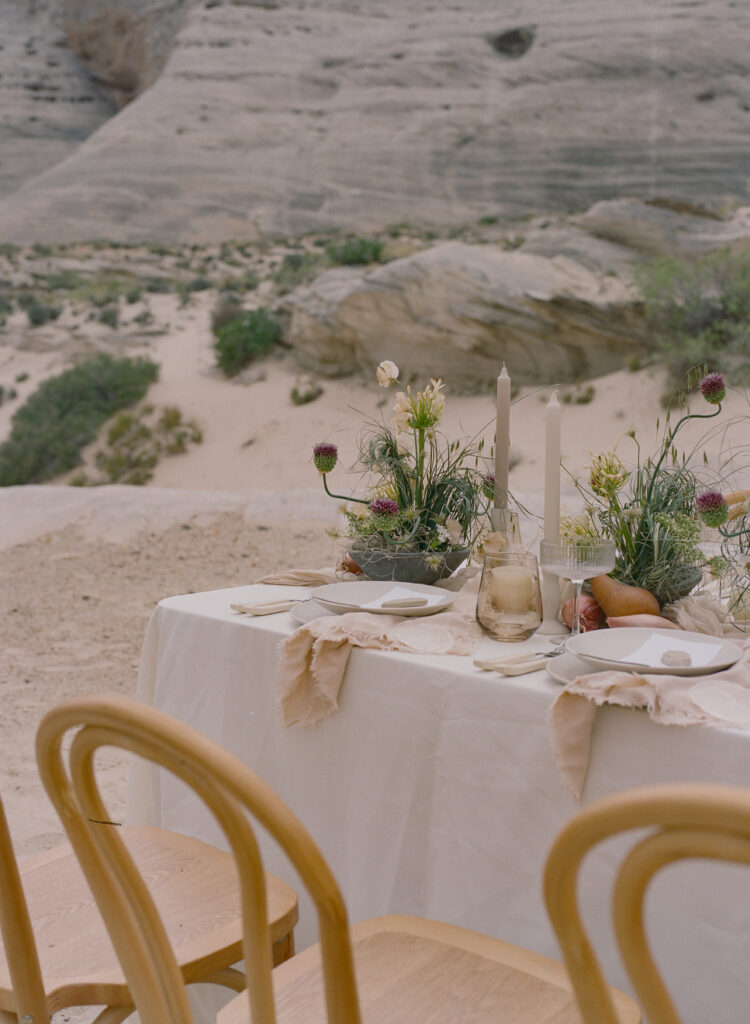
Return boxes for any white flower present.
[392,389,412,433]
[376,360,399,387]
[436,524,450,543]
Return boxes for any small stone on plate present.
[661,649,692,668]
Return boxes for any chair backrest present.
[35,693,362,1024]
[0,798,49,1023]
[544,782,750,1024]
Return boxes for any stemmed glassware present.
[539,538,616,636]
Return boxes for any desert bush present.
[99,305,119,328]
[213,307,281,376]
[0,294,12,316]
[326,236,383,265]
[0,354,158,485]
[46,270,86,291]
[93,403,202,484]
[17,293,62,327]
[635,248,750,392]
[126,286,143,304]
[273,253,324,293]
[145,277,174,294]
[219,271,259,294]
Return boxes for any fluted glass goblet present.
[539,538,616,636]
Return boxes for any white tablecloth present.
[129,584,750,1023]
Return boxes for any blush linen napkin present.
[551,638,750,801]
[275,575,482,728]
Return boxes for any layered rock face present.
[0,0,748,243]
[0,0,114,200]
[284,200,750,387]
[63,0,188,107]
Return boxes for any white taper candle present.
[494,364,511,508]
[543,392,561,541]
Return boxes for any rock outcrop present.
[285,240,648,389]
[284,199,750,388]
[63,0,188,108]
[0,0,748,243]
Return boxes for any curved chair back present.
[36,694,361,1024]
[544,782,750,1024]
[0,799,48,1023]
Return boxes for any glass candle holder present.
[475,551,542,642]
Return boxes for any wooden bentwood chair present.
[0,768,297,1023]
[545,781,750,1024]
[36,694,639,1024]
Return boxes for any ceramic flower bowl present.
[348,546,470,585]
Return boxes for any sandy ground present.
[3,503,341,861]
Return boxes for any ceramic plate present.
[310,581,456,617]
[567,627,743,677]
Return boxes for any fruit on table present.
[590,574,660,616]
[561,593,604,632]
[607,614,681,630]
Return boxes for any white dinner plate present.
[567,627,743,677]
[310,581,456,617]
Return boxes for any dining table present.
[127,581,750,1024]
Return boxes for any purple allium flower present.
[696,490,729,527]
[370,498,399,517]
[313,442,338,473]
[700,372,726,405]
[482,473,495,501]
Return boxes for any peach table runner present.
[275,575,481,727]
[551,639,750,800]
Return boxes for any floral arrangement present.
[312,362,489,560]
[563,371,730,607]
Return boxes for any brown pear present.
[590,574,661,616]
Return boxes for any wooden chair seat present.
[219,915,639,1024]
[0,823,297,1019]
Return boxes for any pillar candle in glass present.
[476,551,542,641]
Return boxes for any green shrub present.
[125,286,143,304]
[326,236,383,265]
[635,248,750,393]
[145,277,174,294]
[0,294,12,316]
[219,271,259,294]
[272,253,324,293]
[213,308,281,376]
[46,270,86,291]
[19,295,62,327]
[93,403,202,484]
[0,354,158,485]
[99,305,119,328]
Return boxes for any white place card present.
[620,633,724,669]
[361,585,445,610]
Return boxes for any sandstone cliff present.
[0,0,747,244]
